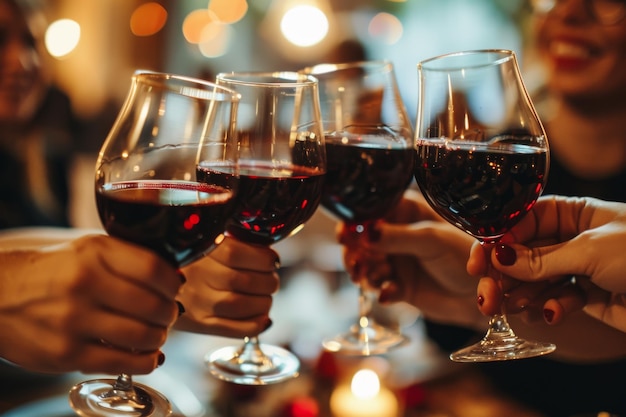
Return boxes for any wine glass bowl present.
[68,71,240,417]
[414,49,555,362]
[201,71,326,384]
[301,60,414,355]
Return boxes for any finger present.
[542,289,585,325]
[74,343,163,375]
[93,278,179,327]
[210,236,279,272]
[502,281,553,314]
[74,235,181,299]
[509,279,586,325]
[477,276,502,316]
[466,240,489,277]
[175,314,270,338]
[75,308,171,352]
[183,257,280,295]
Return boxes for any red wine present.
[322,135,414,224]
[197,162,324,246]
[414,139,548,240]
[96,180,236,267]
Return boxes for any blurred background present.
[42,0,534,127]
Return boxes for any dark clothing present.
[425,151,626,416]
[0,86,80,230]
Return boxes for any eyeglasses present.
[531,0,626,25]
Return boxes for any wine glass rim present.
[299,59,393,76]
[417,49,516,71]
[133,69,241,102]
[215,71,318,87]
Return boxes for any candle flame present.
[350,369,380,399]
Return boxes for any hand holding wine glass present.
[414,49,555,362]
[301,60,414,355]
[200,71,326,384]
[69,71,240,417]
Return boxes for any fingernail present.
[543,308,555,323]
[495,244,517,266]
[176,301,186,317]
[477,295,484,307]
[157,351,166,367]
[274,256,281,270]
[263,318,273,332]
[177,271,187,283]
[367,224,381,242]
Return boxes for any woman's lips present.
[547,39,598,70]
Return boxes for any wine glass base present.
[450,337,556,362]
[205,343,300,385]
[322,322,408,356]
[68,378,171,417]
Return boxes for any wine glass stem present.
[358,280,375,326]
[238,336,271,365]
[99,373,153,412]
[482,240,517,339]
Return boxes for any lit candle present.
[330,369,398,417]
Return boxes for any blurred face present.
[0,0,42,122]
[533,0,626,101]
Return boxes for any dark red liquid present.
[96,181,236,267]
[414,140,548,239]
[197,162,325,246]
[322,137,414,225]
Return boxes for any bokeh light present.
[130,2,168,36]
[45,19,80,58]
[209,0,248,24]
[198,21,233,57]
[368,12,403,45]
[280,5,328,47]
[183,8,217,44]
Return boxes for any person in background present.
[339,0,626,415]
[467,195,626,334]
[0,0,79,229]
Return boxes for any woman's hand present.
[468,196,626,333]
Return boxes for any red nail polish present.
[263,318,273,332]
[495,244,517,266]
[157,352,165,366]
[477,295,484,307]
[543,309,555,323]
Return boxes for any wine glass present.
[301,60,414,355]
[199,71,326,384]
[68,70,240,416]
[414,49,556,362]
